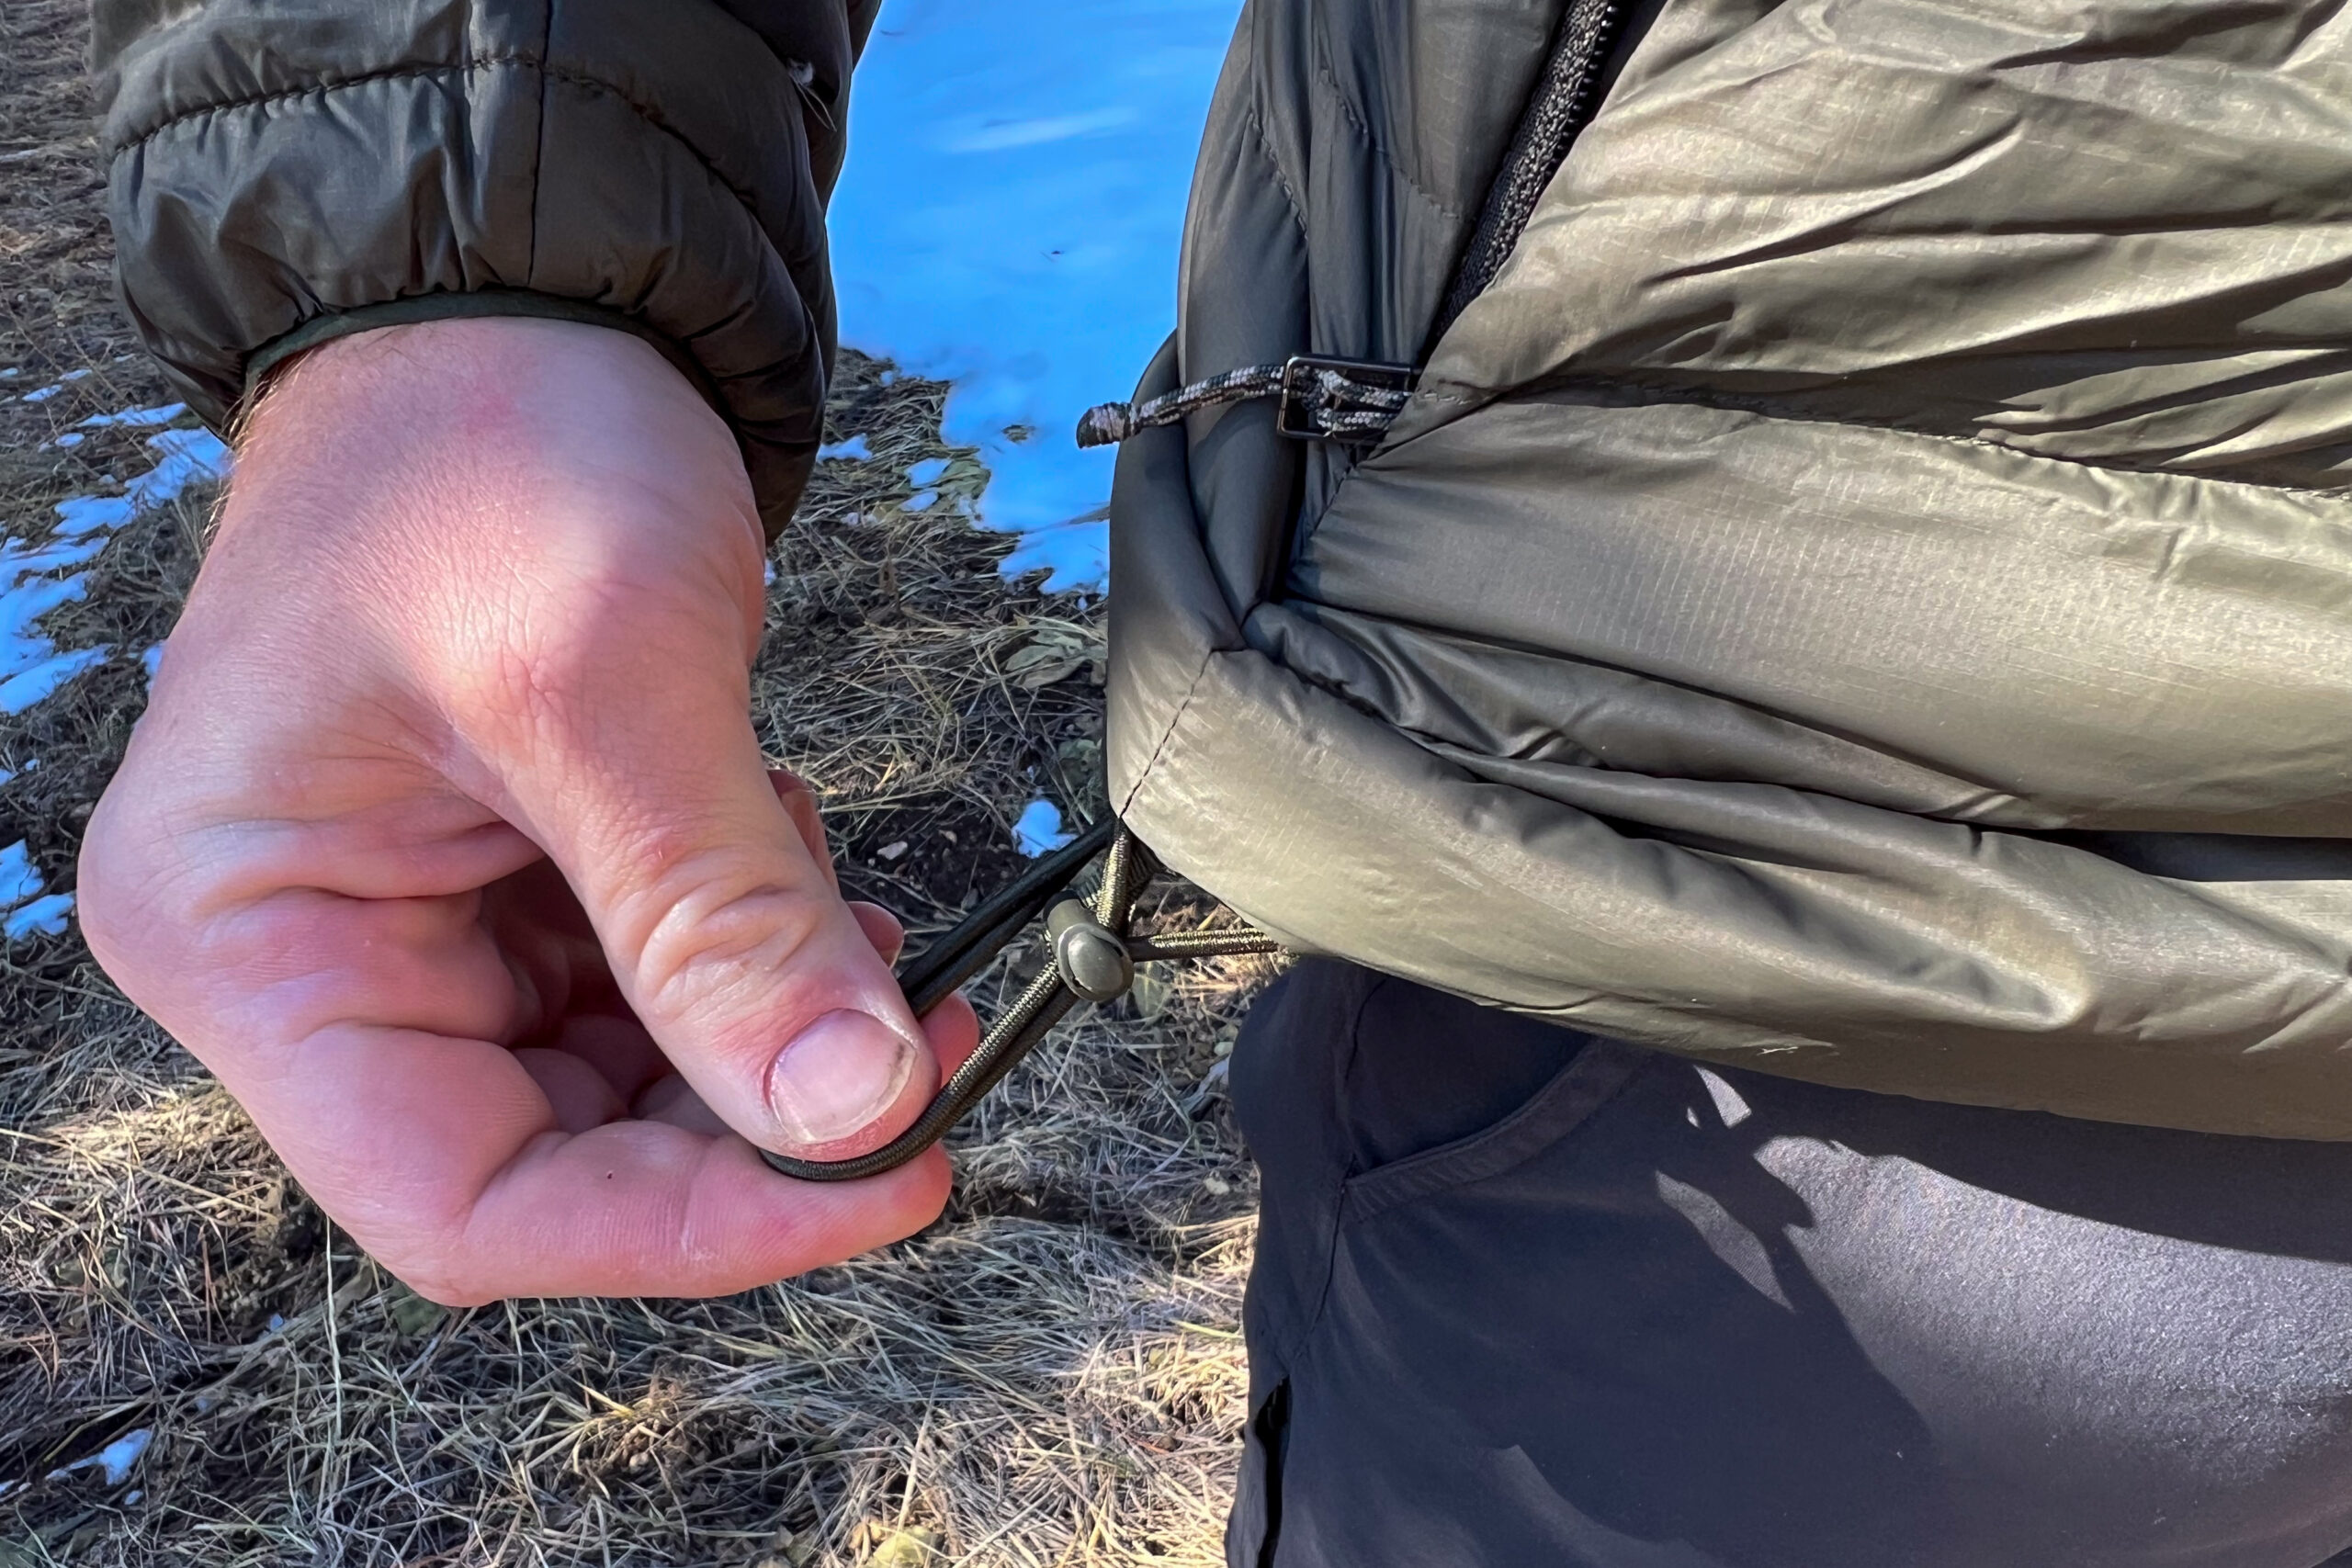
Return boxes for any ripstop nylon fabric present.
[1105,0,2352,1137]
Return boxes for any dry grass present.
[0,2,1263,1562]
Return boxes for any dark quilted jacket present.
[91,0,876,537]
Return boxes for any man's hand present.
[78,317,978,1305]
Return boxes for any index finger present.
[253,1020,956,1304]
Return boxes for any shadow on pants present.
[1227,960,2352,1568]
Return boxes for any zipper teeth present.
[1427,0,1627,348]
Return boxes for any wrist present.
[162,313,774,810]
[225,315,763,579]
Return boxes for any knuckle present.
[391,1259,494,1310]
[73,834,130,964]
[628,853,833,1022]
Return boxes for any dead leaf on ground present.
[868,1526,940,1566]
[1001,623,1105,689]
[1128,965,1173,1023]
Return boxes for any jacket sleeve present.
[89,0,880,536]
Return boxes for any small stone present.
[751,1522,816,1568]
[1204,1175,1231,1196]
[876,840,909,862]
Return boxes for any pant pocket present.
[1225,1379,1291,1568]
[1340,1035,1652,1224]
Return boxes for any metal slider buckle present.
[1273,355,1419,442]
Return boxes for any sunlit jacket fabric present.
[1105,0,2352,1136]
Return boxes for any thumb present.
[487,669,939,1161]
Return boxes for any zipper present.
[1426,0,1629,349]
[1075,0,1634,451]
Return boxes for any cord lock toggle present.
[1048,898,1135,1003]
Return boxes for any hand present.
[78,317,978,1304]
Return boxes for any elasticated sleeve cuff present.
[93,0,876,538]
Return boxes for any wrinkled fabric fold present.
[1110,0,2352,1136]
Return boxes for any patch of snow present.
[141,641,165,681]
[1012,798,1076,857]
[816,433,872,462]
[51,430,227,540]
[904,457,952,488]
[53,495,131,536]
[20,368,93,405]
[266,1314,286,1333]
[902,489,940,513]
[77,402,184,430]
[0,367,17,379]
[0,645,109,715]
[51,432,84,449]
[47,1428,151,1487]
[830,0,1232,590]
[0,840,74,942]
[0,841,41,905]
[4,428,232,719]
[96,1429,151,1486]
[1,531,113,716]
[124,426,232,510]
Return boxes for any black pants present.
[1227,961,2352,1568]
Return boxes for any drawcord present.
[1076,355,1417,448]
[761,818,1283,1182]
[1077,364,1287,446]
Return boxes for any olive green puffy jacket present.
[96,0,2352,1135]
